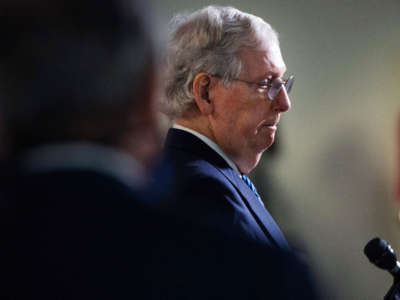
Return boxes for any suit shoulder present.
[165,147,228,181]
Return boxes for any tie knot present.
[241,174,250,184]
[240,175,263,205]
[241,175,254,188]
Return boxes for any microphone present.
[364,237,400,282]
[364,237,400,300]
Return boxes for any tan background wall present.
[153,0,400,298]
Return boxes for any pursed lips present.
[260,117,280,128]
[255,119,279,134]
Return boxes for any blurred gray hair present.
[162,5,279,118]
[0,0,157,153]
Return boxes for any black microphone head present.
[364,237,397,271]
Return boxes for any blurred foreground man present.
[1,1,318,299]
[0,1,162,298]
[163,6,294,249]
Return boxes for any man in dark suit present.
[0,0,163,297]
[0,1,319,299]
[162,6,294,250]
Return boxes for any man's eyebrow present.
[257,70,285,81]
[272,70,287,79]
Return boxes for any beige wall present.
[153,0,400,298]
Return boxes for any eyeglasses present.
[225,75,295,100]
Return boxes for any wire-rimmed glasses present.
[229,75,295,100]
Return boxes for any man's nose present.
[272,87,291,113]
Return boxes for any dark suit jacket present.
[163,128,290,250]
[1,151,318,299]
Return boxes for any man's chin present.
[262,135,275,151]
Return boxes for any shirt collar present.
[172,124,240,174]
[20,142,146,188]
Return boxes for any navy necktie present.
[241,175,264,206]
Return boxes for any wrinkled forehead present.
[239,40,286,79]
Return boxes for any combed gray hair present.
[162,5,279,118]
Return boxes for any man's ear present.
[193,72,213,115]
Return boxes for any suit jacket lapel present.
[165,129,290,250]
[220,167,290,250]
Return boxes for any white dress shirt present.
[20,142,146,188]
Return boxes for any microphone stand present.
[384,283,400,300]
[384,262,400,300]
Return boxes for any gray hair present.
[162,5,279,118]
[0,0,156,153]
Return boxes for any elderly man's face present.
[208,41,290,173]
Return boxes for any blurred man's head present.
[0,0,159,165]
[163,6,293,174]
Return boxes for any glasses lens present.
[285,75,294,94]
[267,79,282,100]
